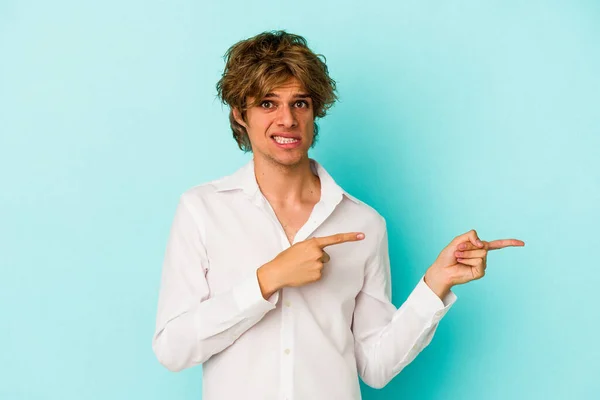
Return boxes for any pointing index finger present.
[315,232,365,248]
[487,239,525,250]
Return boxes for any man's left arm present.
[353,217,524,389]
[352,217,456,389]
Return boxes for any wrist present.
[424,267,452,300]
[257,262,283,300]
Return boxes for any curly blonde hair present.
[216,30,338,152]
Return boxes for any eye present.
[260,100,274,109]
[294,100,309,108]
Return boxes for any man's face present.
[235,77,314,167]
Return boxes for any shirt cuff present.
[232,267,279,317]
[405,275,457,322]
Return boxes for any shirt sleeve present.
[352,217,457,389]
[152,194,279,372]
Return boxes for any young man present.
[152,31,525,399]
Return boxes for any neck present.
[253,155,320,205]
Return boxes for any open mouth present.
[271,135,300,144]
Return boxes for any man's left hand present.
[424,229,525,299]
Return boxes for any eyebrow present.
[263,93,311,99]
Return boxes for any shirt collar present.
[214,158,359,205]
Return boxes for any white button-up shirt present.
[152,158,457,400]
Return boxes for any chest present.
[202,195,371,300]
[270,204,314,245]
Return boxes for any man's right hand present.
[257,232,365,299]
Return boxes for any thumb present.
[453,229,483,248]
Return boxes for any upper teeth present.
[273,136,298,144]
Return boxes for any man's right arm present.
[152,196,279,372]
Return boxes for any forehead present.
[265,77,307,95]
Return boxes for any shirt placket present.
[255,194,295,400]
[257,192,342,400]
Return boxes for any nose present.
[275,104,297,128]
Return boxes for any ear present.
[232,108,247,128]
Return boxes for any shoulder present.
[175,175,231,213]
[341,191,387,230]
[180,180,220,201]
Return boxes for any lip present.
[270,132,301,140]
[271,135,302,149]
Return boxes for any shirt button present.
[284,300,291,307]
[435,311,443,317]
[284,348,291,355]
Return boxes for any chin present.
[268,151,307,167]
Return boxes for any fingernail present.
[477,240,483,247]
[459,243,466,250]
[357,233,365,239]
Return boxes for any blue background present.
[1,1,598,399]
